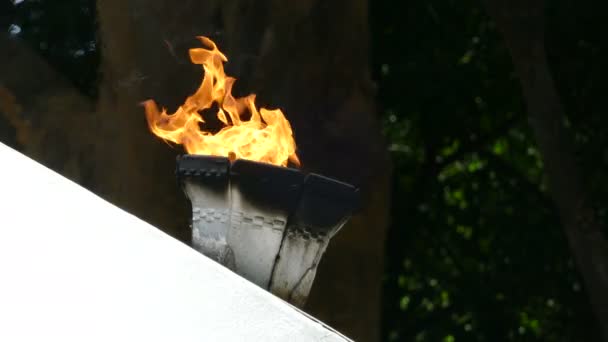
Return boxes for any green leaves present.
[372,0,603,340]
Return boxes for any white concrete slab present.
[0,142,350,342]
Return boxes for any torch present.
[143,37,359,307]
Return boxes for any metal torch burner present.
[176,155,359,307]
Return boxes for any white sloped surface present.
[0,142,350,342]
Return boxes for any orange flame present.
[143,36,300,167]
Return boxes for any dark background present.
[2,0,607,341]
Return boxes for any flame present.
[143,36,300,167]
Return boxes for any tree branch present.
[482,1,608,339]
[479,150,552,208]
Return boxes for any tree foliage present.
[371,0,607,340]
[5,0,98,96]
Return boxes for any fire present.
[143,36,300,167]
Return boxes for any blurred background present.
[1,0,607,341]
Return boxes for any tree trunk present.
[95,1,390,340]
[0,33,96,186]
[483,1,608,340]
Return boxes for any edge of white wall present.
[0,142,351,342]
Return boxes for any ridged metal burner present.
[176,155,359,307]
